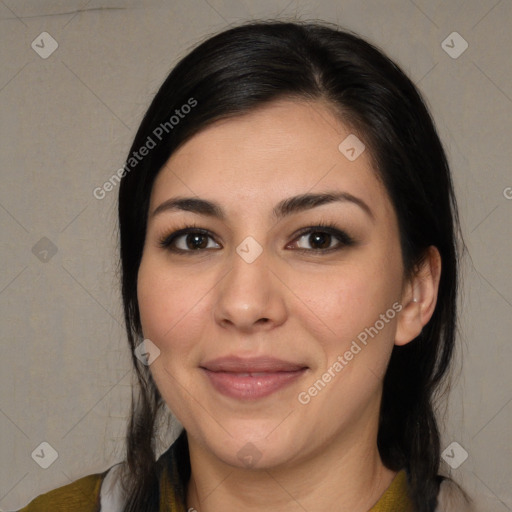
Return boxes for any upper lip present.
[200,356,307,373]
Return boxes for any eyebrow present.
[151,191,374,222]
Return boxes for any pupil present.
[310,232,330,249]
[187,234,207,250]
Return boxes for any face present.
[137,98,407,470]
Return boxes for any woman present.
[19,20,474,512]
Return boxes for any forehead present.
[150,99,390,219]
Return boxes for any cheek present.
[297,263,400,340]
[136,257,213,423]
[294,266,401,415]
[136,257,212,353]
[294,261,403,399]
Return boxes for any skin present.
[137,98,441,511]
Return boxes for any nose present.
[213,246,287,333]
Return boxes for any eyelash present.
[157,221,356,256]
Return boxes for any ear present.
[395,246,442,346]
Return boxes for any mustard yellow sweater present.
[18,469,414,511]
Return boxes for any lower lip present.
[201,368,307,400]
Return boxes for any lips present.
[201,356,306,373]
[200,356,308,400]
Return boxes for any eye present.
[288,223,355,253]
[158,222,355,255]
[159,226,221,253]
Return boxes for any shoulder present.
[16,431,189,512]
[99,431,190,511]
[435,477,476,512]
[17,471,106,512]
[98,463,128,511]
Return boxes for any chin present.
[195,422,304,471]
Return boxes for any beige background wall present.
[1,1,511,510]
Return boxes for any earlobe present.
[395,246,442,346]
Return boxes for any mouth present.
[200,356,308,400]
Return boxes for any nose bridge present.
[213,237,286,330]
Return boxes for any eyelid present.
[287,223,355,252]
